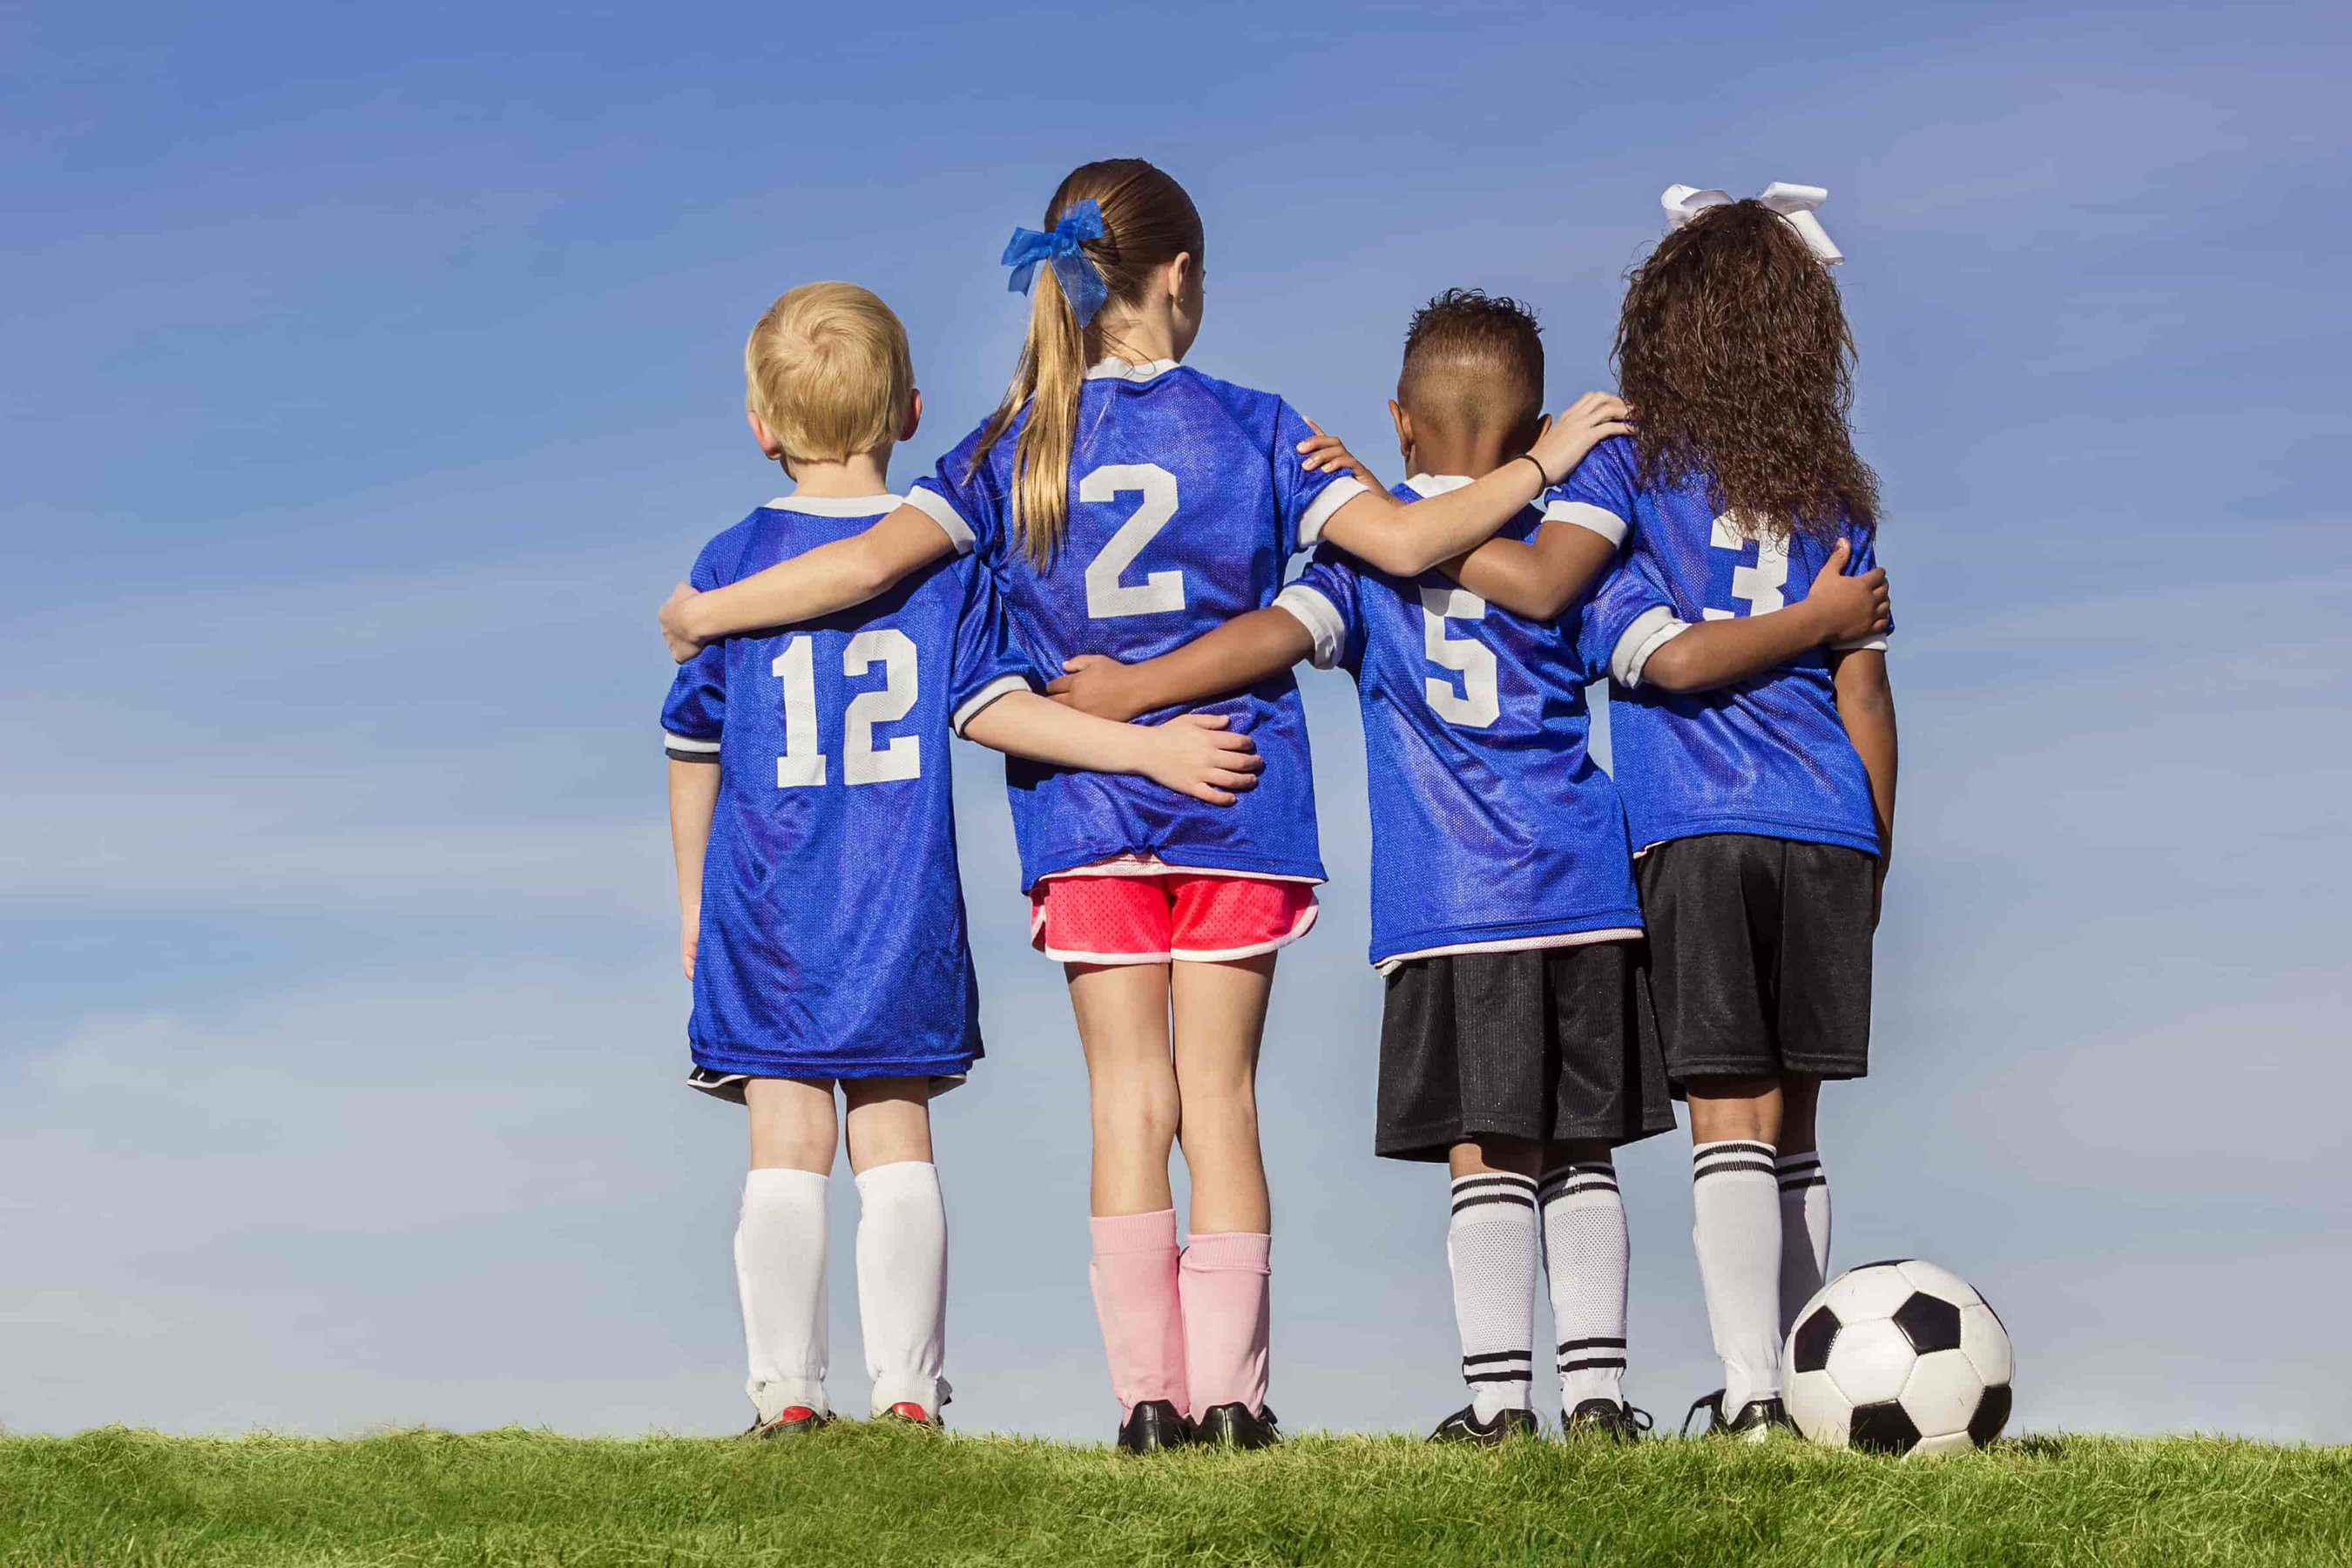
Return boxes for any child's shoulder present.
[1134,362,1292,429]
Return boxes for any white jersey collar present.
[764,493,902,517]
[1405,472,1474,497]
[1085,356,1180,382]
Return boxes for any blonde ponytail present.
[970,159,1206,571]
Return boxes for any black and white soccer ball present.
[1784,1260,2013,1456]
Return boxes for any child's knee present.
[745,1077,840,1172]
[1094,1081,1181,1152]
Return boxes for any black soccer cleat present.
[1563,1397,1653,1443]
[1429,1403,1541,1446]
[1196,1402,1282,1450]
[744,1404,832,1440]
[1115,1398,1193,1454]
[1680,1389,1795,1441]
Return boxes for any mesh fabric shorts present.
[1636,833,1876,1085]
[1029,872,1318,964]
[1375,942,1675,1162]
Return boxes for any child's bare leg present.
[1443,1135,1544,1423]
[1772,1073,1829,1330]
[842,1077,947,1417]
[1170,954,1277,1420]
[1536,1136,1631,1418]
[1171,954,1275,1233]
[1684,1074,1785,1414]
[1065,962,1180,1216]
[1066,961,1186,1416]
[738,1077,838,1423]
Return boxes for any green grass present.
[2,1424,2344,1566]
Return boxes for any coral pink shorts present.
[1030,871,1319,965]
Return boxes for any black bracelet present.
[1512,451,1550,491]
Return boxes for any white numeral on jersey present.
[1421,585,1499,729]
[1704,514,1788,619]
[772,637,827,787]
[1081,463,1186,619]
[771,631,923,788]
[841,628,920,785]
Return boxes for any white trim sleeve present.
[1610,604,1691,689]
[664,731,722,760]
[950,674,1029,737]
[1273,584,1347,670]
[1295,474,1371,549]
[1831,635,1890,652]
[902,486,977,556]
[1541,499,1630,546]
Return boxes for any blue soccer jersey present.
[1272,476,1645,969]
[904,358,1366,890]
[661,494,1033,1082]
[1565,435,1889,856]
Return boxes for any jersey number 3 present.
[1082,464,1185,619]
[1705,514,1788,618]
[772,630,920,788]
[1421,585,1498,729]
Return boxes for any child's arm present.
[667,758,720,980]
[1443,524,1621,621]
[659,506,956,662]
[1044,607,1315,723]
[1831,648,1898,923]
[1314,394,1632,578]
[1619,541,1889,693]
[959,693,1264,805]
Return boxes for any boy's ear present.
[900,389,923,443]
[747,409,784,461]
[1389,399,1413,463]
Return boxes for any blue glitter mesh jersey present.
[905,359,1366,890]
[661,495,1032,1082]
[1565,435,1889,855]
[1272,476,1644,968]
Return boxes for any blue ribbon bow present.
[1002,199,1109,326]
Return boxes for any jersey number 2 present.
[772,630,920,788]
[1421,585,1499,729]
[1082,464,1185,619]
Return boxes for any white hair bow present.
[1660,182,1842,266]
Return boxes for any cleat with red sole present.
[745,1405,832,1440]
[879,1401,943,1428]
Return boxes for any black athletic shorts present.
[1636,833,1876,1086]
[1374,941,1676,1163]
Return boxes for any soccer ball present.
[1783,1260,2013,1456]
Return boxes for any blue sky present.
[3,0,2349,1440]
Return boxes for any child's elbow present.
[1638,640,1704,693]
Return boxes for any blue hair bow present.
[1002,199,1109,326]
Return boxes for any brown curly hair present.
[1614,200,1880,544]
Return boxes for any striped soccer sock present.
[1775,1150,1831,1335]
[1691,1140,1784,1411]
[1447,1173,1539,1422]
[1539,1161,1630,1409]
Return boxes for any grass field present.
[3,1423,2345,1566]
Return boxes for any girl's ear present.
[901,389,924,443]
[1167,250,1196,304]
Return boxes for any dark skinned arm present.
[1443,523,1621,621]
[1830,647,1898,924]
[1632,540,1889,693]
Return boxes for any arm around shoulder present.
[662,504,957,657]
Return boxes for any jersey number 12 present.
[772,630,920,787]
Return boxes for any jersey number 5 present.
[772,630,921,788]
[1082,463,1185,619]
[1421,585,1499,729]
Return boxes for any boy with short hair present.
[666,280,1263,1436]
[1053,290,1861,1441]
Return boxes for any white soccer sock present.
[1539,1161,1629,1409]
[1691,1140,1784,1411]
[736,1166,831,1422]
[1447,1173,1539,1422]
[1775,1150,1831,1335]
[854,1159,950,1416]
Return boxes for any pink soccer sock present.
[1179,1231,1271,1418]
[1088,1209,1187,1416]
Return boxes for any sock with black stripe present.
[1775,1150,1831,1335]
[1447,1173,1538,1422]
[1538,1161,1629,1409]
[1691,1139,1783,1412]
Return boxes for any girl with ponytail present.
[659,159,1629,1449]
